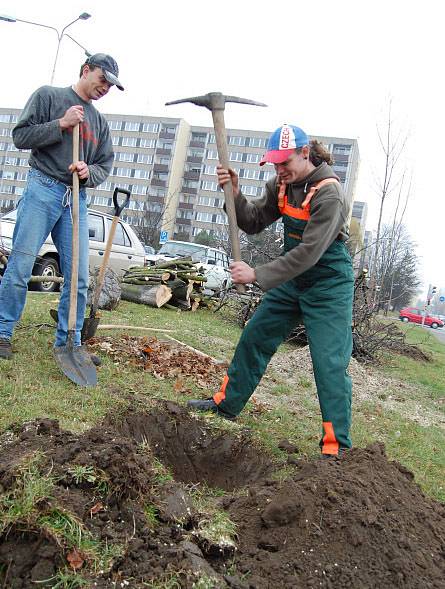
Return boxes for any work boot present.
[187,398,236,421]
[320,448,348,460]
[0,338,12,360]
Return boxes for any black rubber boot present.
[0,338,12,360]
[320,448,348,460]
[187,398,236,421]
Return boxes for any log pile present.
[120,258,217,311]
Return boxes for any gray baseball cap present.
[85,53,124,91]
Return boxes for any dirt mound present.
[0,403,444,588]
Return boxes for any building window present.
[246,153,260,163]
[132,184,147,195]
[191,132,207,142]
[242,168,261,180]
[183,179,198,189]
[140,138,156,148]
[208,134,216,143]
[148,187,166,197]
[206,149,218,160]
[333,144,351,154]
[116,152,134,162]
[122,137,137,147]
[188,149,204,158]
[125,121,140,131]
[96,181,112,191]
[177,209,194,219]
[198,196,222,207]
[115,167,132,177]
[241,184,260,196]
[133,169,150,179]
[16,171,28,181]
[142,122,159,133]
[261,170,272,180]
[137,153,153,164]
[180,194,194,204]
[111,136,119,146]
[109,120,123,130]
[228,135,246,146]
[249,137,267,148]
[229,152,243,162]
[201,180,218,191]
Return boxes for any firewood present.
[121,283,172,308]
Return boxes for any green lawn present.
[1,295,444,502]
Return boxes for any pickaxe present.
[165,92,267,293]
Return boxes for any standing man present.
[0,54,123,361]
[188,124,354,458]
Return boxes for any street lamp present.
[0,13,91,84]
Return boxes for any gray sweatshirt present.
[13,86,113,188]
[234,163,352,291]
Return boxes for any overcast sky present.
[1,0,443,294]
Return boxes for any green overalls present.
[214,179,354,454]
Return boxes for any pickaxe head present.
[165,92,267,111]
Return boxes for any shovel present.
[81,187,130,342]
[54,124,97,386]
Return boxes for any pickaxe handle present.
[211,109,245,294]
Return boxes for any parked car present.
[0,208,146,292]
[399,307,444,329]
[151,240,232,291]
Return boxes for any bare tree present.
[371,99,410,307]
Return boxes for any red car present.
[399,307,444,329]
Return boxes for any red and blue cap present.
[260,124,309,166]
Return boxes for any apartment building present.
[0,107,360,244]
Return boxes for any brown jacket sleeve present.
[233,179,282,234]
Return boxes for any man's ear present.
[81,64,90,78]
[301,145,310,160]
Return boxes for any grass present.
[0,294,444,506]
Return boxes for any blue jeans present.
[0,168,89,346]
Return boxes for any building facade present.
[0,108,360,244]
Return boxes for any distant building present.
[1,108,360,244]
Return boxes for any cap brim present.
[259,149,295,166]
[103,70,124,91]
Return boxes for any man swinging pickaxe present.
[165,92,266,293]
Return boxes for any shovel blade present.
[81,316,100,343]
[54,343,97,387]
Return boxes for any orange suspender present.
[278,178,340,220]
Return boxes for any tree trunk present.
[121,283,172,308]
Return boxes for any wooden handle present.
[91,215,119,313]
[211,109,245,294]
[68,124,80,332]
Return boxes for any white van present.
[153,240,232,291]
[0,208,146,292]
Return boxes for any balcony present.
[189,140,206,149]
[153,163,169,173]
[186,156,203,164]
[178,202,194,210]
[183,171,200,181]
[175,217,191,225]
[159,131,176,140]
[151,178,166,187]
[156,148,172,156]
[181,185,197,195]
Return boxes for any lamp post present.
[0,13,91,84]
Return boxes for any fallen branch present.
[97,324,175,333]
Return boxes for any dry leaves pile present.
[88,335,227,392]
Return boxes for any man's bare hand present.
[217,165,240,197]
[59,105,84,130]
[69,160,89,180]
[229,261,256,284]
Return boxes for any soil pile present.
[0,402,444,588]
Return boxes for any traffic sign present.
[440,296,445,302]
[159,230,168,244]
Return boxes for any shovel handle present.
[68,124,80,333]
[211,109,245,294]
[113,187,131,217]
[91,189,130,313]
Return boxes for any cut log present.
[121,283,172,308]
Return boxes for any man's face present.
[274,148,309,184]
[82,66,113,100]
